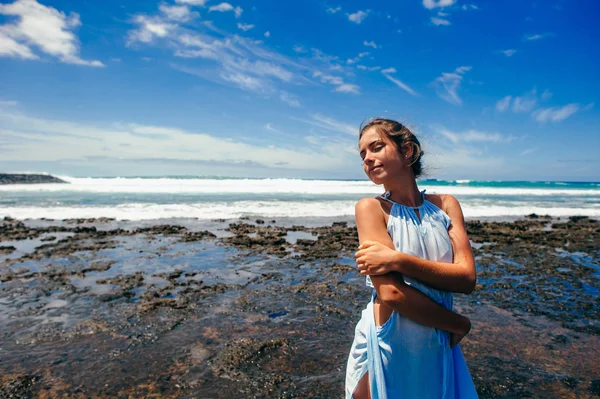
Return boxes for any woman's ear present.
[402,144,414,160]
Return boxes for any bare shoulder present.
[423,192,444,209]
[441,194,462,211]
[355,197,385,214]
[424,193,462,215]
[355,196,393,219]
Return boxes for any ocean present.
[1,176,599,221]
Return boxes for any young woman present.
[346,118,478,399]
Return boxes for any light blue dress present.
[345,190,478,399]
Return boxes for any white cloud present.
[0,108,349,171]
[512,95,537,113]
[357,65,380,71]
[248,60,293,81]
[0,31,38,59]
[525,33,553,41]
[431,17,451,26]
[437,11,449,17]
[264,31,270,37]
[346,51,369,65]
[312,71,358,94]
[209,3,243,18]
[171,32,302,92]
[0,100,18,106]
[501,49,517,57]
[335,84,360,94]
[423,0,456,9]
[348,10,369,24]
[279,91,300,107]
[0,0,103,66]
[327,6,341,14]
[437,127,514,144]
[265,123,281,133]
[237,23,254,31]
[424,126,506,177]
[127,7,351,102]
[533,104,580,123]
[295,114,357,136]
[461,4,479,10]
[316,73,343,85]
[541,89,553,100]
[520,147,537,156]
[175,0,208,5]
[363,40,377,49]
[525,34,543,41]
[159,4,196,21]
[382,72,418,96]
[497,89,549,114]
[293,45,306,53]
[311,48,340,64]
[496,96,512,112]
[128,15,176,45]
[209,2,234,12]
[433,66,471,105]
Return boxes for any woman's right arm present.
[355,198,470,337]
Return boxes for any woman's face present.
[359,127,405,185]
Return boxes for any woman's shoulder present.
[424,193,461,214]
[355,196,393,216]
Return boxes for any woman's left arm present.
[356,195,477,294]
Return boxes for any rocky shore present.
[0,173,67,185]
[0,215,598,398]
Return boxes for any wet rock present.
[84,263,113,275]
[210,337,297,397]
[0,245,16,254]
[330,263,356,273]
[0,374,37,398]
[181,230,217,242]
[0,173,66,185]
[190,343,212,365]
[0,216,597,397]
[97,272,145,291]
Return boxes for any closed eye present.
[359,139,384,160]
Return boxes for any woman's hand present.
[355,241,400,276]
[450,316,471,348]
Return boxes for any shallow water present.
[0,217,598,398]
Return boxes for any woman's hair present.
[359,117,424,178]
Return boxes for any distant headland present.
[0,173,68,185]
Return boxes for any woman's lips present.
[370,165,383,173]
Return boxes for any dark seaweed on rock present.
[0,173,68,184]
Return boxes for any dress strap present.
[376,190,395,204]
[377,190,427,209]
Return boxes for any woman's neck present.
[383,175,422,207]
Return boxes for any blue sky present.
[0,0,598,181]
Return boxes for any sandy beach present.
[0,215,598,398]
